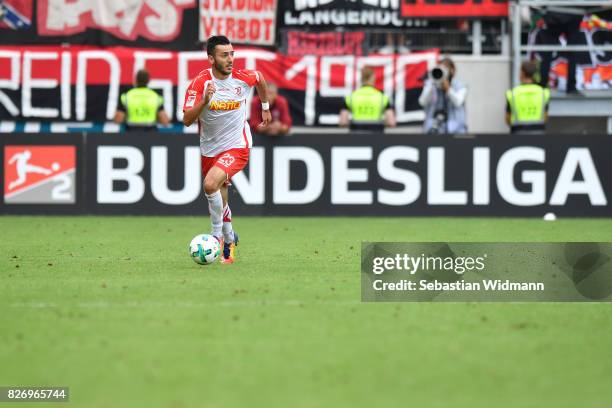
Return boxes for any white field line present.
[8,299,361,309]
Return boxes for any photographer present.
[418,57,467,134]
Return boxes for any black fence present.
[1,133,611,217]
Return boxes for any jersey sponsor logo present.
[4,145,76,204]
[217,153,236,168]
[209,100,241,111]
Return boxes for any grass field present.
[1,216,612,408]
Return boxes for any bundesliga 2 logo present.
[3,146,76,204]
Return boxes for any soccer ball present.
[189,234,221,265]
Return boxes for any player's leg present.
[203,165,228,241]
[219,183,239,264]
[220,186,235,244]
[214,148,249,264]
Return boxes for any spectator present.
[418,57,467,134]
[531,7,585,93]
[506,60,550,134]
[250,83,292,136]
[377,32,409,54]
[114,69,169,131]
[339,66,396,131]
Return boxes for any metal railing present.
[511,0,612,87]
[279,23,507,56]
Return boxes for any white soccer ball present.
[543,212,557,221]
[189,234,221,265]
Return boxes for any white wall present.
[452,55,511,134]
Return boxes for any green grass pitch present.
[1,216,612,408]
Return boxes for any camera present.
[430,65,449,88]
[428,110,448,134]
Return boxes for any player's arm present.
[183,99,206,127]
[249,97,266,130]
[254,72,271,127]
[183,81,216,127]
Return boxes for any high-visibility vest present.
[120,87,163,126]
[506,84,550,126]
[345,86,389,123]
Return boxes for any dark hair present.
[521,60,538,80]
[135,69,149,87]
[206,35,231,56]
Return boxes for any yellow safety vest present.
[506,84,550,126]
[345,86,389,123]
[120,87,163,126]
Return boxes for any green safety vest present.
[506,84,550,126]
[345,86,389,123]
[120,87,163,126]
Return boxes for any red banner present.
[286,32,365,57]
[199,0,277,46]
[0,0,32,29]
[37,0,197,41]
[0,46,437,125]
[401,0,508,18]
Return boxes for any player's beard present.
[215,60,232,76]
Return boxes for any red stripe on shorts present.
[242,122,248,147]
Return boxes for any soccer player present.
[183,35,271,264]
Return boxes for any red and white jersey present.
[183,68,259,157]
